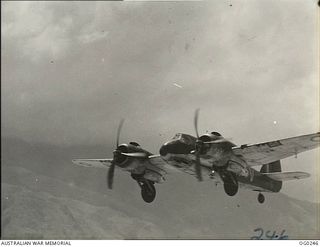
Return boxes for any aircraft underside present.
[72,115,318,205]
[161,155,283,204]
[128,168,275,204]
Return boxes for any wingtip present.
[304,172,311,178]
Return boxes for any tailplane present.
[262,171,310,181]
[260,160,310,181]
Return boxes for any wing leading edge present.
[72,155,174,183]
[72,159,113,169]
[233,132,320,166]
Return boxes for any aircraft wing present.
[148,154,214,180]
[146,154,182,176]
[232,132,320,166]
[71,155,216,182]
[72,159,113,169]
[72,155,173,183]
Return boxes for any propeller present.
[194,108,200,139]
[107,160,115,189]
[192,109,232,182]
[106,119,148,189]
[116,119,124,147]
[194,108,203,181]
[107,119,124,189]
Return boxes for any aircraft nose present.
[159,142,171,156]
[160,141,181,157]
[160,141,193,157]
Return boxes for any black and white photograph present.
[1,0,319,240]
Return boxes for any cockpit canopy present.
[172,133,183,140]
[171,132,222,144]
[171,133,196,144]
[198,132,223,142]
[129,142,140,147]
[211,131,222,136]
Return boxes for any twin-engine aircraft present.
[72,110,320,204]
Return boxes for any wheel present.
[222,172,238,196]
[141,182,156,203]
[258,193,265,204]
[224,182,238,196]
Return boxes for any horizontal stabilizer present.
[262,171,310,181]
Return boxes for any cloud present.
[78,31,109,44]
[2,2,101,62]
[2,1,318,147]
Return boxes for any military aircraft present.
[72,111,320,204]
[159,109,320,203]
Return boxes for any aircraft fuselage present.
[160,133,282,193]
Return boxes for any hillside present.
[1,137,319,239]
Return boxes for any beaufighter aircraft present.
[159,109,320,203]
[72,111,320,204]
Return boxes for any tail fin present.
[260,160,281,173]
[260,160,282,192]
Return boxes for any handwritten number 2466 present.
[251,228,288,240]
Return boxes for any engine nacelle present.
[143,170,165,183]
[226,160,250,178]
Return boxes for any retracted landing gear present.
[258,193,265,204]
[131,173,156,203]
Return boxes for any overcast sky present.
[2,1,319,202]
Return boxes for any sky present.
[2,0,319,202]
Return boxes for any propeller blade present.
[116,119,125,147]
[193,108,202,181]
[107,162,115,189]
[108,119,125,190]
[120,152,148,158]
[195,152,203,181]
[194,108,200,138]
